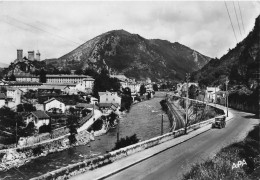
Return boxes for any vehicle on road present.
[212,116,226,129]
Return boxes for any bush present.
[32,145,43,156]
[160,99,168,112]
[90,119,103,131]
[39,124,51,134]
[112,134,139,151]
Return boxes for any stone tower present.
[17,49,23,61]
[36,50,41,61]
[28,51,35,61]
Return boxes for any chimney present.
[36,50,41,61]
[71,70,76,75]
[28,51,35,61]
[17,49,23,61]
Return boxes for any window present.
[106,98,108,101]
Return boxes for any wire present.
[232,2,242,37]
[238,1,246,34]
[224,1,238,43]
[3,15,82,46]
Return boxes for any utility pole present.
[215,86,216,108]
[161,114,164,135]
[226,77,229,117]
[117,118,120,142]
[16,118,18,147]
[185,73,190,134]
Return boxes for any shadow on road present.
[242,114,259,119]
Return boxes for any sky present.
[0,1,259,65]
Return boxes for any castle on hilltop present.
[14,49,41,63]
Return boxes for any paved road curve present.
[72,106,259,180]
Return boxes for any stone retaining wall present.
[0,129,92,171]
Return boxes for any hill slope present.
[45,30,211,81]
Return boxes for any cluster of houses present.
[176,82,226,103]
[0,50,158,132]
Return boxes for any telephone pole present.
[161,114,164,135]
[185,73,190,134]
[226,77,229,117]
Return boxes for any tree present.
[39,69,47,83]
[153,84,158,91]
[140,84,146,96]
[84,68,99,78]
[69,107,75,115]
[92,68,120,98]
[122,87,131,96]
[17,104,24,112]
[22,122,36,137]
[112,134,139,151]
[66,115,79,145]
[189,85,199,99]
[39,124,51,134]
[9,74,16,81]
[23,103,36,112]
[75,69,83,75]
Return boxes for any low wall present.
[52,126,70,139]
[0,129,92,171]
[31,112,224,180]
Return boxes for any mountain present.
[193,15,259,88]
[44,30,211,81]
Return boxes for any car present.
[212,116,226,129]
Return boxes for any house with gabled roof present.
[26,110,50,128]
[43,98,65,113]
[98,91,121,106]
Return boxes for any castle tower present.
[17,49,23,61]
[28,51,35,61]
[36,50,41,61]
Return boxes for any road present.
[71,106,259,180]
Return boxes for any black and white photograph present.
[0,0,259,179]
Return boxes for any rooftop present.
[46,74,89,78]
[30,110,50,119]
[76,103,98,109]
[43,98,63,104]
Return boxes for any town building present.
[75,76,95,92]
[8,81,42,91]
[25,110,50,129]
[6,87,22,109]
[98,103,120,115]
[16,74,39,82]
[206,87,220,103]
[128,82,140,93]
[43,98,66,113]
[98,91,121,106]
[46,74,90,84]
